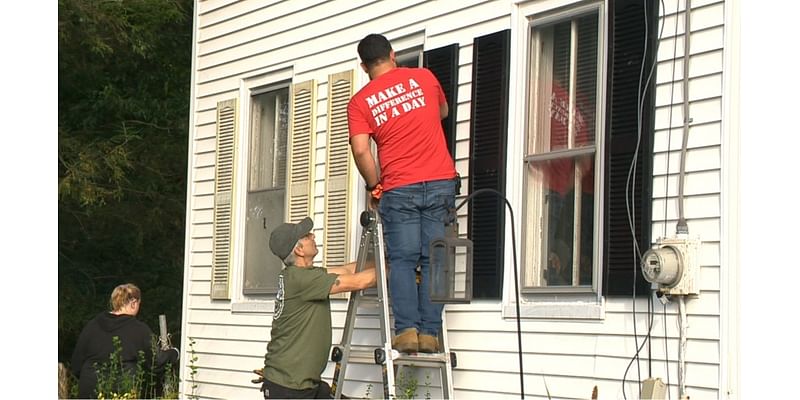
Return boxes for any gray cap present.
[269,217,314,261]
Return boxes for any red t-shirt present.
[546,82,594,195]
[347,67,456,191]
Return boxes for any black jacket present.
[70,312,177,399]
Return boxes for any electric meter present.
[641,236,701,296]
[641,246,682,286]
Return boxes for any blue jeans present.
[379,178,456,336]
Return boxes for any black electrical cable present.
[622,1,667,398]
[622,295,657,399]
[453,188,524,399]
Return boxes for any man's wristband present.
[365,183,377,192]
[367,183,383,200]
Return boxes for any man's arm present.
[327,262,356,275]
[327,260,375,276]
[329,268,376,295]
[439,101,449,120]
[349,134,380,188]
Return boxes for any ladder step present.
[338,347,384,365]
[392,351,452,368]
[337,346,452,367]
[352,295,383,307]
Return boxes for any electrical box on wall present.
[641,236,701,296]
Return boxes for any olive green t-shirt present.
[263,265,338,390]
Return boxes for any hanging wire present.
[622,0,667,397]
[453,188,525,398]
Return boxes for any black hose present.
[454,188,525,398]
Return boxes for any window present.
[243,86,290,294]
[519,0,657,297]
[522,9,600,291]
[395,47,422,68]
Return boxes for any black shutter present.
[468,30,510,299]
[424,44,459,159]
[603,0,657,296]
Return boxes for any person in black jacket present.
[70,283,178,399]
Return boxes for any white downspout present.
[720,0,741,399]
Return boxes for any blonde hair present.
[109,283,141,312]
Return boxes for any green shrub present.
[92,335,179,399]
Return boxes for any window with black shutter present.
[468,29,510,299]
[481,0,656,299]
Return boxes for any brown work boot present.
[418,333,440,353]
[392,328,418,353]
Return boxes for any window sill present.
[503,296,605,320]
[231,300,275,313]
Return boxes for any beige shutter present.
[287,80,317,222]
[323,70,355,283]
[211,98,238,300]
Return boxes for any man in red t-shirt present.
[348,33,457,354]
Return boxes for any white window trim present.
[503,1,607,320]
[504,297,605,319]
[231,66,293,312]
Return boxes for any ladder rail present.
[330,225,373,396]
[372,213,397,399]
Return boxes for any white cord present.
[678,295,688,398]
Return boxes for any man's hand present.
[367,183,382,210]
[251,368,264,384]
[369,195,380,210]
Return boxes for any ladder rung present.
[336,346,452,366]
[392,351,450,367]
[339,347,383,364]
[353,295,382,306]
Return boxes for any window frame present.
[395,46,423,68]
[241,83,291,296]
[494,2,610,320]
[520,3,606,300]
[230,69,294,308]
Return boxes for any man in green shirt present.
[261,216,376,399]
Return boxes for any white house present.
[178,0,749,398]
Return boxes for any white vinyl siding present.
[182,1,730,399]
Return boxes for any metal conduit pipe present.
[678,4,692,399]
[676,0,692,235]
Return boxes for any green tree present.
[58,0,193,363]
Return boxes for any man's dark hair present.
[357,33,392,68]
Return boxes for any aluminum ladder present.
[330,210,456,399]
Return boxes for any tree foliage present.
[58,0,193,363]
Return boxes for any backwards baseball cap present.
[269,217,314,261]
